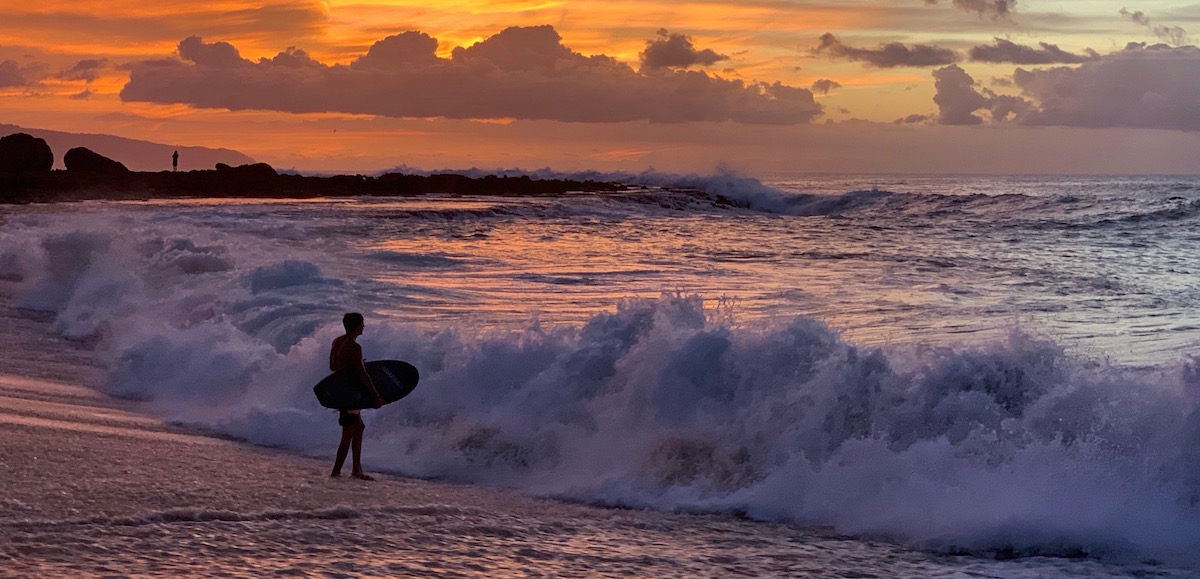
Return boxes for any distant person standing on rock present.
[172,150,178,171]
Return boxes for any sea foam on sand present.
[0,300,1190,578]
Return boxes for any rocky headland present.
[0,133,626,203]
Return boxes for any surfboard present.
[313,360,419,410]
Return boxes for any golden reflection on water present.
[64,194,1186,360]
[353,197,993,350]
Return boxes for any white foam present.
[7,203,1200,568]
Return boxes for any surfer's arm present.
[329,335,343,371]
[356,360,384,407]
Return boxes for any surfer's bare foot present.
[351,471,375,481]
[330,471,342,477]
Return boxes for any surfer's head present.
[342,312,364,334]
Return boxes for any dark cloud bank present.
[969,38,1096,65]
[931,44,1200,131]
[120,26,821,124]
[813,33,959,68]
[816,35,1095,67]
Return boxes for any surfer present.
[329,312,384,480]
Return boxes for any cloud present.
[1013,44,1200,131]
[814,33,959,68]
[0,59,46,88]
[0,61,24,87]
[893,113,931,124]
[351,31,440,69]
[177,36,247,67]
[58,58,110,82]
[640,29,728,70]
[1120,8,1189,46]
[925,0,1016,19]
[925,45,1200,131]
[121,26,822,125]
[810,79,842,95]
[969,38,1096,64]
[932,65,988,125]
[984,91,1033,122]
[929,65,1033,125]
[0,1,329,51]
[1120,8,1151,26]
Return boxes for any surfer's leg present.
[332,427,353,476]
[350,416,374,480]
[332,412,355,476]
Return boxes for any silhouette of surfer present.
[171,150,178,172]
[329,312,384,480]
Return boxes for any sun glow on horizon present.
[0,0,1197,174]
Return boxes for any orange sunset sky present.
[1,0,1199,174]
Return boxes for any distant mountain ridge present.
[0,124,254,171]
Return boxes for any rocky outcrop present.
[215,162,277,179]
[64,147,130,174]
[0,146,626,203]
[0,133,54,173]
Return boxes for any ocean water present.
[3,172,1200,575]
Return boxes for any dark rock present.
[0,158,625,203]
[215,162,276,178]
[64,147,129,173]
[0,133,54,173]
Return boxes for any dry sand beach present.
[0,293,1189,578]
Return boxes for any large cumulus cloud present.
[1014,44,1200,131]
[120,26,821,124]
[932,65,987,125]
[929,44,1200,131]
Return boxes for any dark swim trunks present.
[338,411,363,428]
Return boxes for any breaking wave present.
[5,214,1200,568]
[379,166,1200,228]
[378,165,897,216]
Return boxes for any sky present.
[1,0,1199,174]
